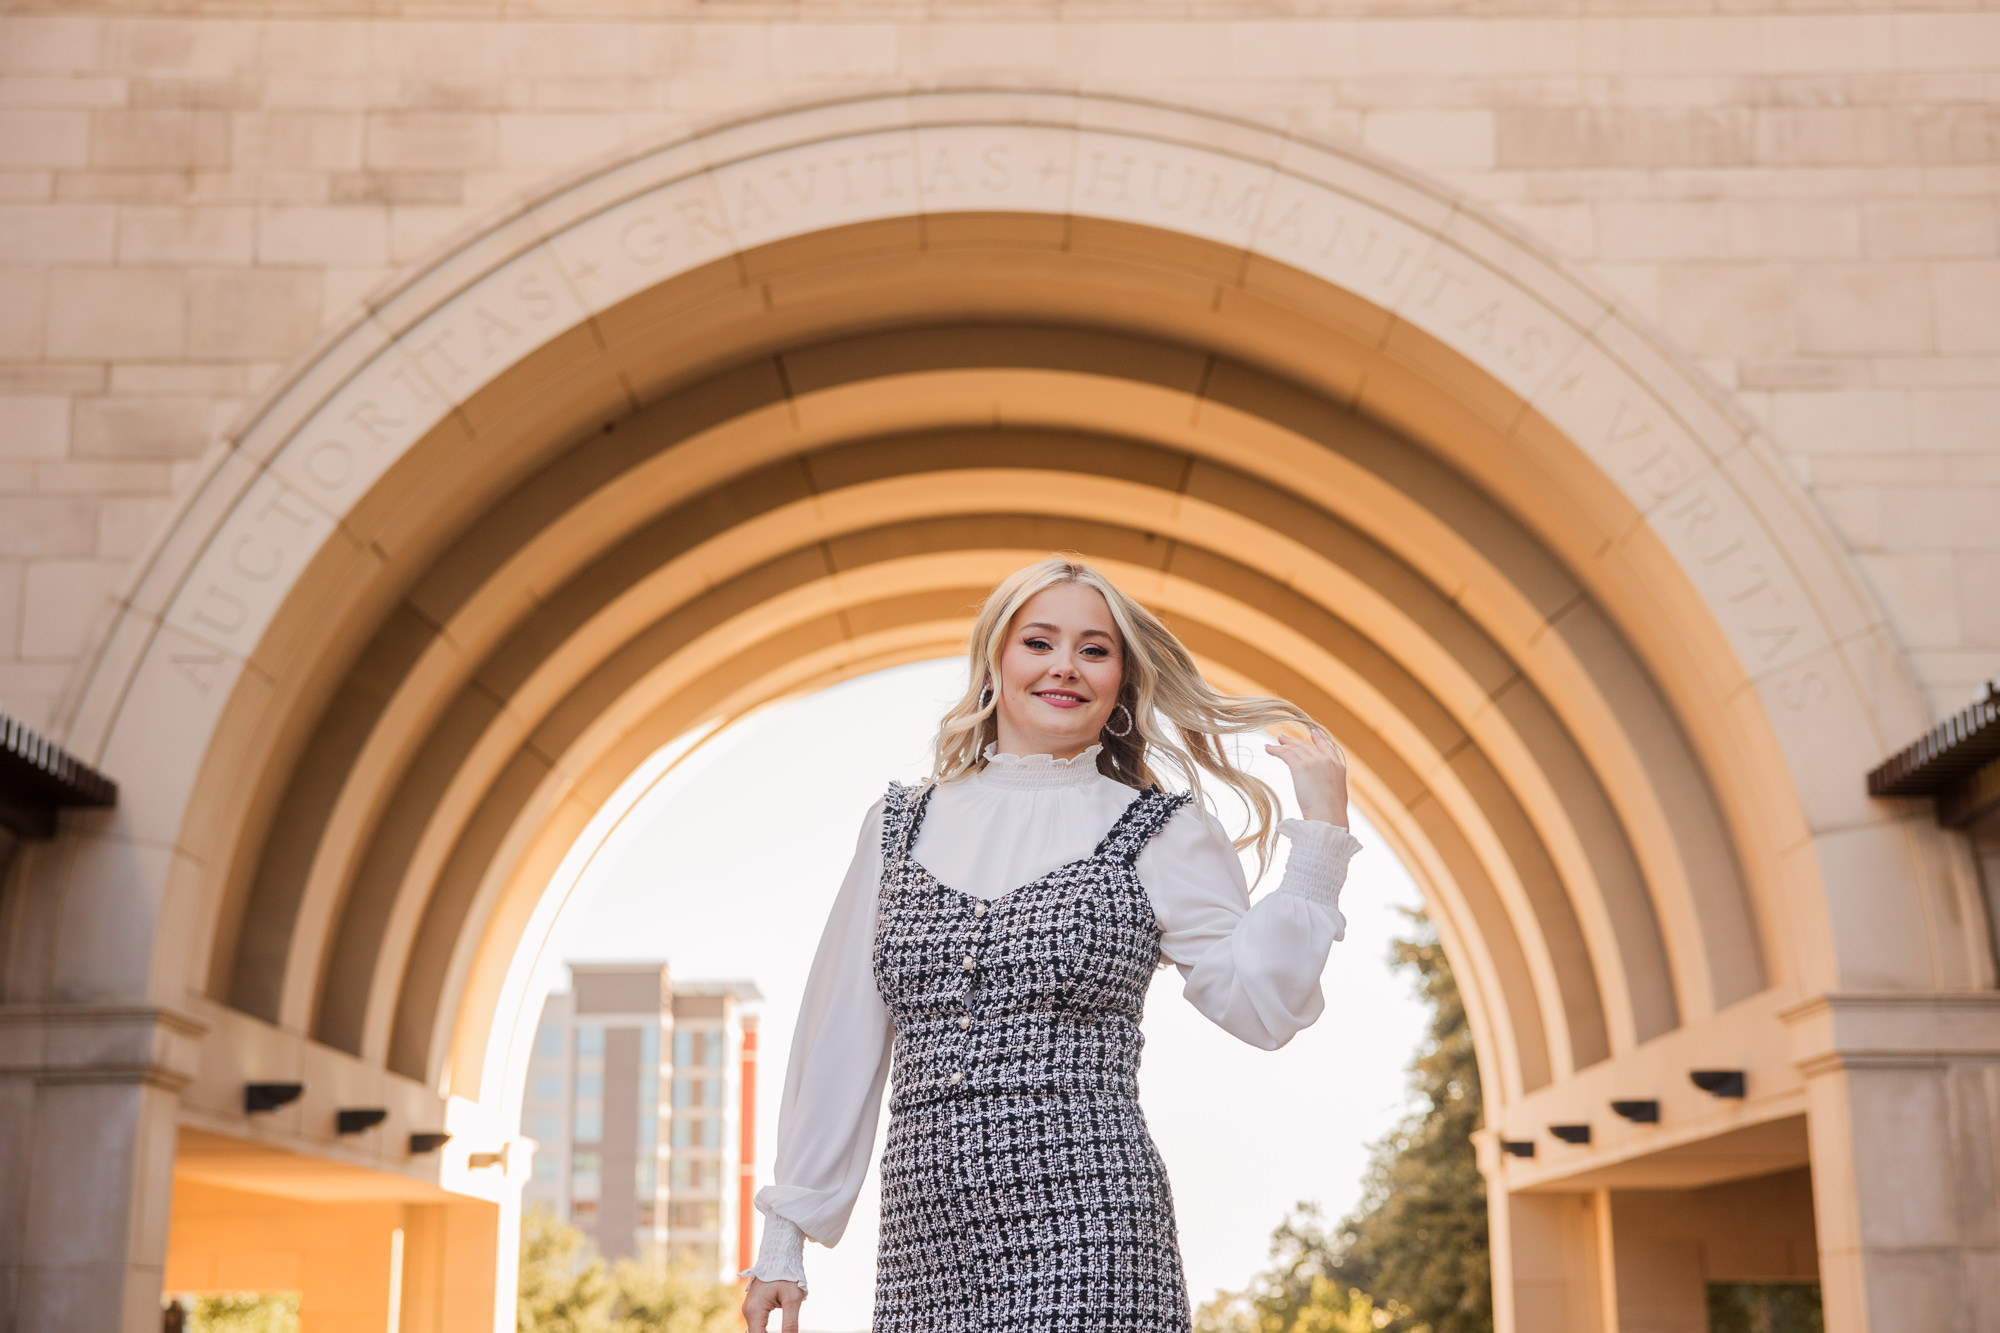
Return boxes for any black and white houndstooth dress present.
[870,777,1194,1333]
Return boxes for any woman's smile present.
[1033,689,1089,708]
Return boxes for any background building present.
[1,6,1996,1331]
[519,965,760,1278]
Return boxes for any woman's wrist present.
[738,1213,809,1290]
[1296,782,1349,827]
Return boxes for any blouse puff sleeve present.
[740,799,1364,1289]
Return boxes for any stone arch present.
[31,87,1975,1333]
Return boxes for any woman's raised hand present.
[1264,726,1350,827]
[742,1277,806,1332]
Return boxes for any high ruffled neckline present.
[978,742,1105,789]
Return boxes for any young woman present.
[740,555,1361,1333]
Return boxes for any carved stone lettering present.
[1774,668,1831,713]
[405,332,467,392]
[1543,357,1704,505]
[346,399,406,443]
[735,179,779,230]
[1202,174,1261,229]
[677,197,729,245]
[774,163,818,208]
[229,534,281,583]
[168,646,226,697]
[1085,152,1135,203]
[621,213,670,266]
[303,440,354,491]
[981,145,1011,192]
[1659,482,1810,669]
[190,584,248,637]
[921,149,965,196]
[865,148,910,198]
[517,270,557,321]
[474,305,519,358]
[1153,160,1195,210]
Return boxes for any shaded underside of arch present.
[192,233,1765,1108]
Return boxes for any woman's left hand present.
[1265,726,1350,827]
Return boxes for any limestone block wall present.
[1,2,1996,731]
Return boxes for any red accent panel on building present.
[738,1016,758,1283]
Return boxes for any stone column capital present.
[0,1002,208,1093]
[1779,990,2000,1077]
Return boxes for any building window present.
[575,1113,602,1142]
[670,1200,720,1230]
[535,1026,562,1057]
[672,1077,689,1110]
[640,1025,659,1072]
[532,1153,556,1181]
[706,1077,724,1108]
[577,1024,605,1058]
[530,1115,560,1143]
[575,1072,603,1099]
[533,1074,560,1100]
[672,1028,690,1068]
[670,1117,688,1149]
[572,1199,597,1219]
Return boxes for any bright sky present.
[536,658,1427,1333]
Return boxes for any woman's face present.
[991,582,1124,760]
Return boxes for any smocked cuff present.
[1274,818,1363,939]
[737,1212,809,1290]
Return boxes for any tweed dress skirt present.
[870,780,1194,1333]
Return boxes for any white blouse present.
[739,742,1364,1290]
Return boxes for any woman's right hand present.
[742,1277,806,1332]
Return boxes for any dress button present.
[962,954,976,970]
[973,902,988,917]
[958,1016,971,1029]
[948,1071,963,1084]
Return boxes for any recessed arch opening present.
[170,219,1785,1141]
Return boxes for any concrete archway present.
[8,90,1987,1333]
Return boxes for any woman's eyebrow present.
[1021,621,1114,639]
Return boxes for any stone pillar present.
[0,1006,202,1331]
[1787,994,2000,1333]
[1488,1187,1606,1333]
[399,1197,503,1333]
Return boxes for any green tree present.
[517,1206,744,1333]
[1197,910,1491,1333]
[607,1257,743,1333]
[175,1293,300,1333]
[518,1206,614,1333]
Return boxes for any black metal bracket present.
[1549,1123,1592,1145]
[1611,1099,1660,1123]
[1691,1069,1746,1098]
[244,1082,304,1113]
[336,1108,388,1135]
[1868,678,2000,830]
[409,1131,452,1155]
[1499,1139,1536,1158]
[0,712,116,840]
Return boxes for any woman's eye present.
[1024,637,1051,650]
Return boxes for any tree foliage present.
[1196,910,1491,1333]
[171,1293,300,1333]
[518,1205,740,1333]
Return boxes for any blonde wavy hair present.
[928,555,1345,880]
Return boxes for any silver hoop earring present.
[1105,703,1134,738]
[977,681,994,709]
